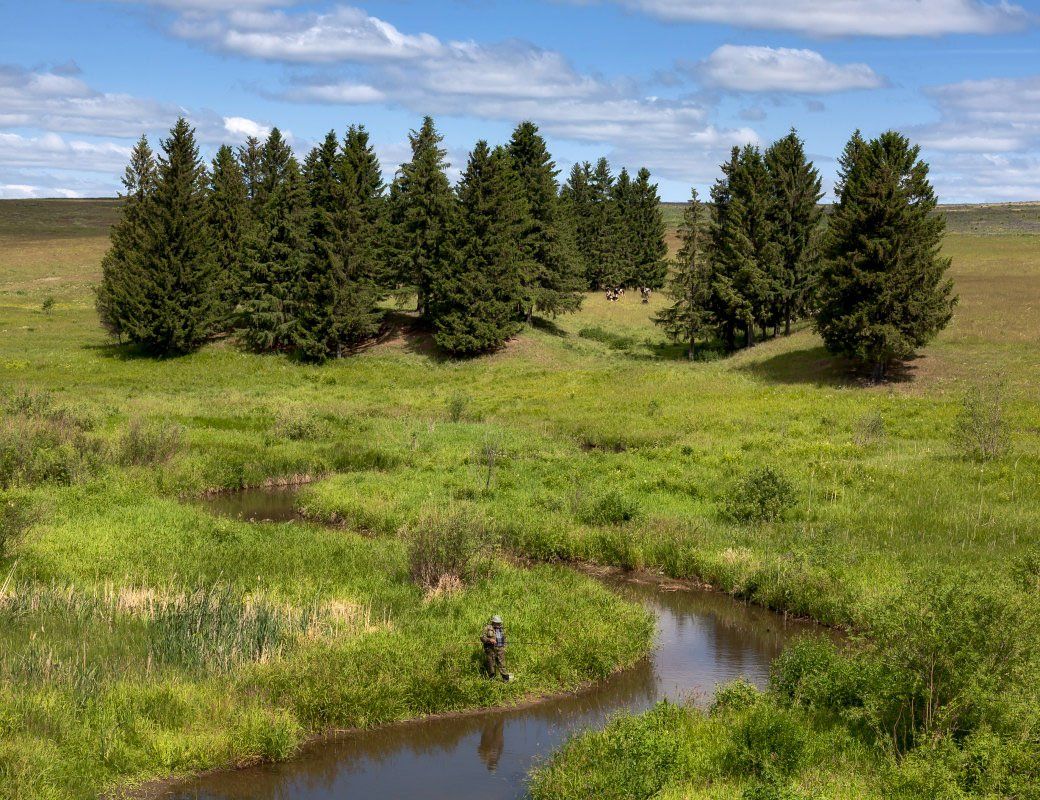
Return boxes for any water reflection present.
[169,553,820,800]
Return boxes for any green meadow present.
[1,199,1039,798]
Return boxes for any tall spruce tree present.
[560,161,596,289]
[655,188,713,359]
[115,118,219,355]
[816,130,956,380]
[295,131,381,361]
[239,129,310,352]
[507,121,583,318]
[429,142,524,355]
[710,145,781,349]
[630,167,668,289]
[765,129,823,335]
[238,135,263,210]
[96,135,155,343]
[611,167,637,286]
[208,144,250,329]
[338,125,389,289]
[586,157,622,290]
[391,116,455,319]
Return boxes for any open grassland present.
[1,199,1039,799]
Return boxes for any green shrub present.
[723,702,808,778]
[711,678,762,715]
[723,466,797,523]
[0,413,106,488]
[446,393,470,423]
[272,412,330,442]
[742,774,808,800]
[0,494,35,559]
[955,385,1007,461]
[578,488,640,526]
[117,418,184,466]
[404,508,498,592]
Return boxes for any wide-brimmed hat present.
[491,615,503,624]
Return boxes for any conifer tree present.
[710,145,781,349]
[96,135,155,342]
[338,124,389,289]
[816,130,956,380]
[611,167,637,285]
[294,131,380,360]
[507,121,583,318]
[114,118,219,355]
[429,142,524,355]
[586,157,622,290]
[560,161,596,289]
[630,167,668,289]
[208,144,250,329]
[655,188,712,359]
[238,135,263,209]
[765,129,823,335]
[391,116,455,319]
[239,129,310,353]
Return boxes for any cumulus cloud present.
[223,115,272,140]
[580,0,1030,36]
[0,132,132,173]
[172,5,442,63]
[697,46,884,93]
[915,74,1040,153]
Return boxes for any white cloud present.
[697,46,884,93]
[916,74,1040,153]
[579,0,1030,36]
[0,132,132,173]
[0,183,81,199]
[173,5,442,63]
[223,115,272,140]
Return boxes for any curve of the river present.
[166,489,819,800]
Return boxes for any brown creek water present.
[170,487,819,800]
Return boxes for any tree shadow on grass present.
[740,344,922,387]
[530,316,568,337]
[83,341,167,361]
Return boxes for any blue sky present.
[2,0,1039,201]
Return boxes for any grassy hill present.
[1,198,1038,799]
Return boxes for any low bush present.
[723,466,797,523]
[722,701,809,779]
[0,494,35,559]
[0,413,106,489]
[955,385,1007,461]
[446,393,471,423]
[577,488,640,526]
[117,418,185,466]
[404,508,498,592]
[272,411,330,442]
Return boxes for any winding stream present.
[169,488,819,800]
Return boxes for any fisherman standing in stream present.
[481,615,509,680]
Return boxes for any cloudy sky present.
[3,0,1039,201]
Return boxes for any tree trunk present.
[688,336,696,361]
[872,360,886,383]
[784,314,791,336]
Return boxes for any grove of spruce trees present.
[100,116,669,359]
[655,127,955,378]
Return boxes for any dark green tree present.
[338,124,389,289]
[115,118,219,355]
[560,161,596,289]
[585,157,622,290]
[816,130,957,380]
[765,129,823,335]
[208,144,251,329]
[294,131,380,361]
[239,129,310,353]
[96,135,155,343]
[709,145,781,349]
[391,116,455,319]
[429,142,524,355]
[611,167,637,285]
[629,167,668,289]
[238,135,263,209]
[655,188,713,359]
[507,121,583,318]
